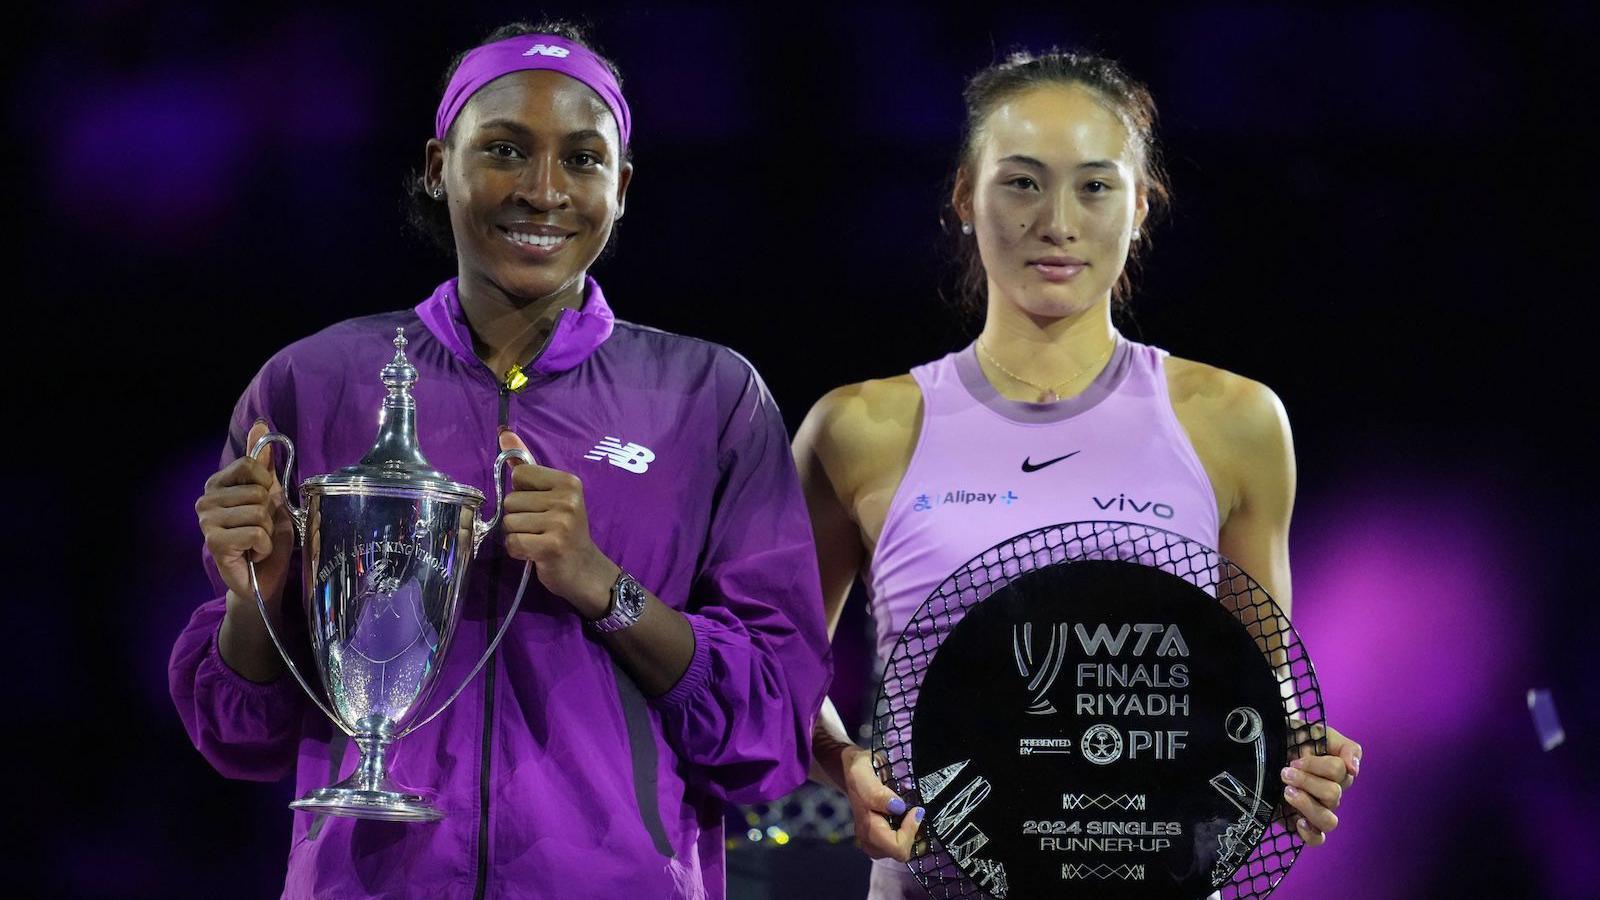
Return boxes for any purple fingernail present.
[1280,766,1295,782]
[913,807,925,823]
[888,796,907,816]
[1350,754,1361,776]
[1284,785,1299,798]
[1298,817,1311,832]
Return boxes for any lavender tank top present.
[864,338,1220,664]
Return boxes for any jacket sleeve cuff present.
[650,614,712,711]
[199,618,298,701]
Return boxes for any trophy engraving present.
[246,328,532,822]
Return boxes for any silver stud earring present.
[961,222,973,235]
[1131,228,1141,242]
[432,186,443,199]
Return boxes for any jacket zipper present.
[471,308,567,899]
[473,384,513,900]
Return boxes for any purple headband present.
[434,34,632,148]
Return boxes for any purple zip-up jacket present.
[169,277,832,899]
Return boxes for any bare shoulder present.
[800,374,921,460]
[1166,355,1294,522]
[795,374,923,505]
[1165,355,1291,451]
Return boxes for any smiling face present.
[427,69,631,304]
[956,83,1149,321]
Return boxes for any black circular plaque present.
[872,522,1325,900]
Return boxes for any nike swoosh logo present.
[1021,451,1081,473]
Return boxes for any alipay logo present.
[584,437,654,474]
[913,489,1018,511]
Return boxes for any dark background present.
[16,2,1597,897]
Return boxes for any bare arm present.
[793,390,870,791]
[794,382,926,860]
[1214,379,1295,618]
[1209,377,1360,846]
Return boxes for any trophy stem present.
[288,726,443,822]
[350,732,396,794]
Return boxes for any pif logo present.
[523,44,571,58]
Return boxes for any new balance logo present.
[584,437,655,474]
[523,44,571,58]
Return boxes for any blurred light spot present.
[48,75,246,244]
[28,17,374,250]
[1526,688,1565,751]
[1284,475,1527,897]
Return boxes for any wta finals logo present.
[876,522,1323,900]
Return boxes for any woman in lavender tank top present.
[793,50,1364,897]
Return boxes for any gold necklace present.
[975,335,1118,403]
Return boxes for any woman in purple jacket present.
[177,20,830,899]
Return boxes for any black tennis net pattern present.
[871,521,1326,899]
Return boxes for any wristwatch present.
[589,569,647,633]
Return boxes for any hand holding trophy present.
[198,427,292,581]
[212,329,531,822]
[196,426,296,682]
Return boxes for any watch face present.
[618,575,646,617]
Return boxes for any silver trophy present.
[246,328,532,822]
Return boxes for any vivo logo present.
[1092,493,1175,519]
[523,44,571,58]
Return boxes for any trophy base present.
[289,726,445,822]
[291,787,443,823]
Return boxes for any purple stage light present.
[31,16,375,250]
[1274,476,1529,897]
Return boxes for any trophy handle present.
[398,561,533,739]
[472,448,534,548]
[245,432,353,736]
[247,432,307,538]
[402,447,536,738]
